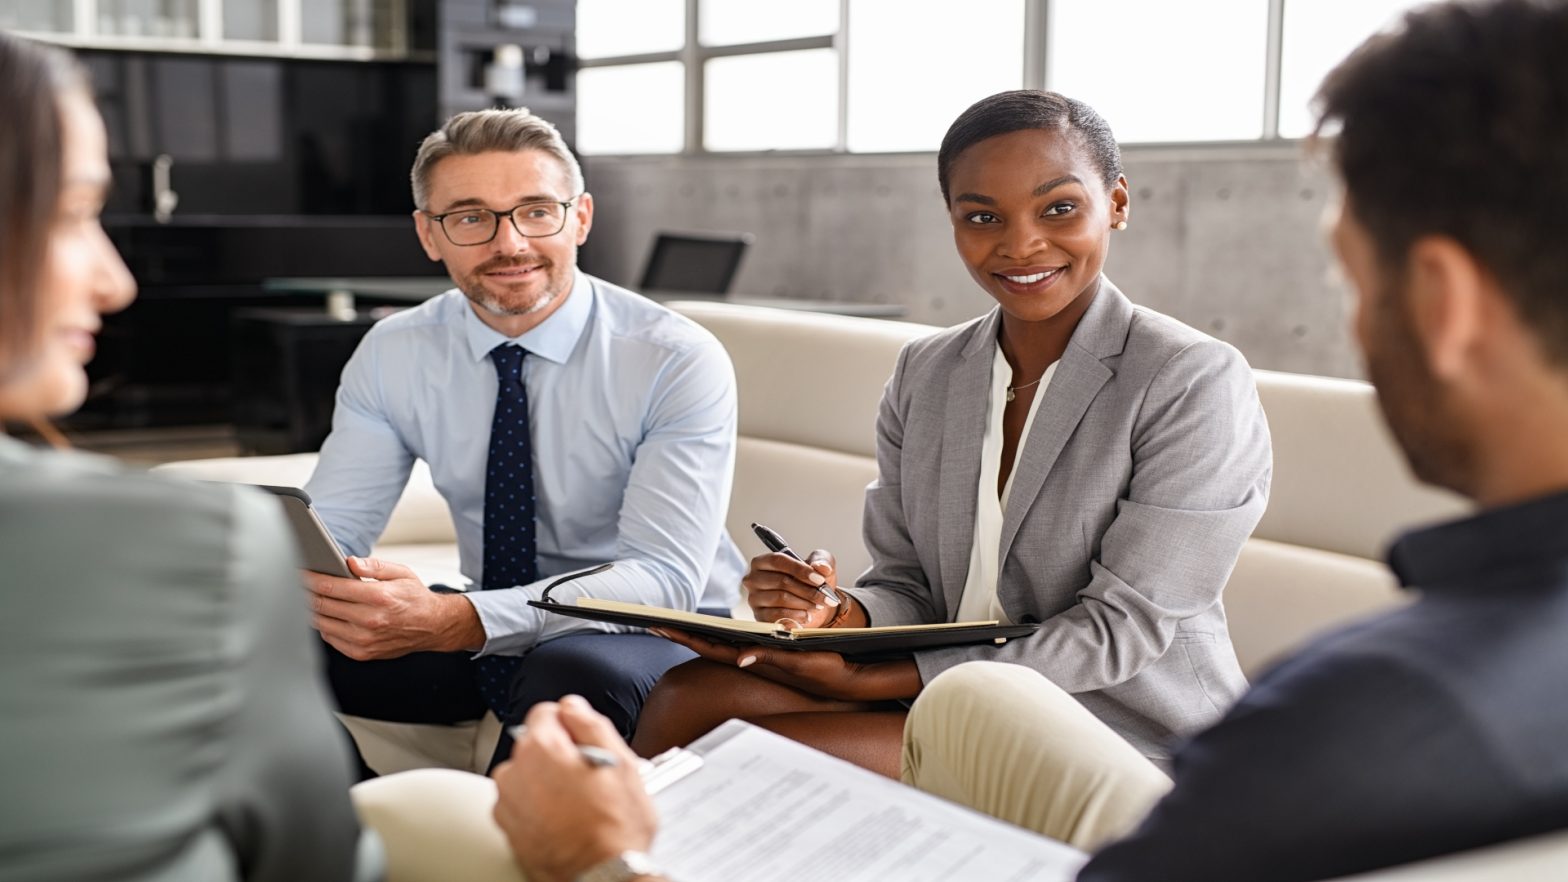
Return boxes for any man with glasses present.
[300,108,744,773]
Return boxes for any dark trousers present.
[323,617,724,773]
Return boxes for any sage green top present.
[0,436,376,881]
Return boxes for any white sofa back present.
[669,301,1469,675]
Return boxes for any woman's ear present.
[1110,175,1130,229]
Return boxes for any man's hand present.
[649,628,922,702]
[493,696,660,882]
[304,556,486,660]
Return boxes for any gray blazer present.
[0,437,372,881]
[847,279,1271,761]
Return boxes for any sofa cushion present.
[667,301,935,458]
[152,455,456,547]
[727,437,880,602]
[1224,538,1408,676]
[1253,370,1468,561]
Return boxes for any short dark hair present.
[0,33,84,376]
[937,90,1123,204]
[1315,0,1568,365]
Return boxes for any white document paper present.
[649,720,1088,882]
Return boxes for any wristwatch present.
[575,850,663,882]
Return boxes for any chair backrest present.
[1227,371,1468,674]
[639,232,753,294]
[668,301,935,581]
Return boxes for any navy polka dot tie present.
[476,344,538,722]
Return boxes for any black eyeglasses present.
[425,197,580,246]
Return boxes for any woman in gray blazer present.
[0,34,374,881]
[635,91,1272,778]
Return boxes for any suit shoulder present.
[1124,305,1251,379]
[894,311,988,376]
[0,447,267,580]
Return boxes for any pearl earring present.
[1113,221,1128,231]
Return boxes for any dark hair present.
[937,90,1123,203]
[0,33,84,375]
[1314,0,1568,365]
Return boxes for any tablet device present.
[257,485,355,578]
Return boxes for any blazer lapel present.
[936,309,1001,620]
[997,279,1132,565]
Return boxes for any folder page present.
[649,720,1087,882]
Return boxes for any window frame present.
[14,0,415,62]
[578,0,1322,157]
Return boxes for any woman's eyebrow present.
[1033,175,1083,196]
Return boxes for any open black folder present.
[528,565,1038,659]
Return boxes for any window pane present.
[847,0,1022,153]
[224,0,278,42]
[700,0,838,46]
[578,0,684,59]
[1,0,74,32]
[1278,1,1429,137]
[1047,0,1268,143]
[705,49,838,151]
[578,62,685,154]
[97,0,200,39]
[301,0,397,47]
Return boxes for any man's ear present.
[573,192,594,246]
[1405,236,1485,382]
[413,210,443,262]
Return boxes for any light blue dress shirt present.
[306,270,745,655]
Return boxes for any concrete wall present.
[580,144,1363,379]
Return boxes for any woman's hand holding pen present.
[742,549,867,629]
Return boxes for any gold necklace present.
[1007,376,1045,402]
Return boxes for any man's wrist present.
[438,593,489,652]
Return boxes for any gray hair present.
[410,108,583,210]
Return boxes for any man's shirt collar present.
[1387,488,1568,591]
[462,268,593,365]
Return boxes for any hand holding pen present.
[745,522,852,629]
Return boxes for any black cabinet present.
[230,308,383,454]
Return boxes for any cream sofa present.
[156,300,1564,879]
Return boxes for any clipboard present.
[527,565,1039,660]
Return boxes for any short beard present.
[1364,280,1476,496]
[456,256,563,318]
[462,285,557,318]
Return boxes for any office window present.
[577,0,685,59]
[224,0,279,42]
[1278,1,1429,137]
[1047,0,1268,142]
[705,49,839,151]
[847,0,1023,153]
[301,0,397,48]
[96,0,200,39]
[2,0,74,32]
[699,0,839,47]
[578,62,685,155]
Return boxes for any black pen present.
[750,521,840,606]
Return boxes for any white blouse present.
[954,346,1058,624]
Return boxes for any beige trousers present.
[351,769,525,882]
[901,661,1174,851]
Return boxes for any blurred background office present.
[1,0,1426,459]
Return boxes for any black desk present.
[231,308,381,454]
